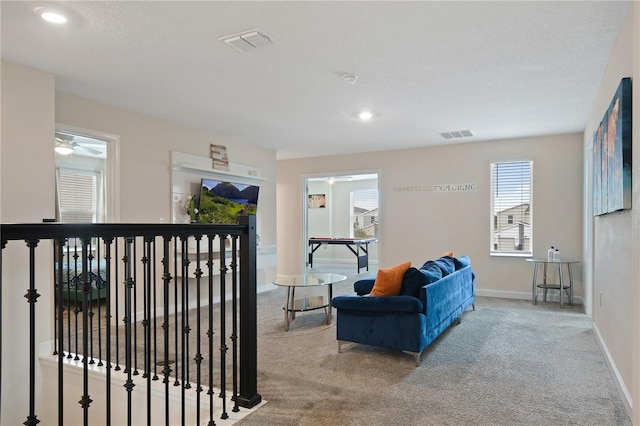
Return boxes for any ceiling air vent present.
[219,29,273,52]
[440,129,474,139]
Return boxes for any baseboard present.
[475,288,583,305]
[592,323,633,418]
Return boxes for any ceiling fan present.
[54,133,103,156]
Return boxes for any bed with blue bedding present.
[55,257,108,304]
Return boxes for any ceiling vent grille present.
[219,29,273,52]
[440,129,474,139]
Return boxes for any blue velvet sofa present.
[331,256,475,365]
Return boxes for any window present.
[56,168,100,223]
[490,161,532,256]
[350,189,379,238]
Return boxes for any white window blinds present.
[57,169,97,223]
[490,161,532,255]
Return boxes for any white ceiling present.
[1,1,630,160]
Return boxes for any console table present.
[308,237,377,273]
[526,259,580,308]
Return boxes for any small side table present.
[272,272,347,331]
[526,259,580,308]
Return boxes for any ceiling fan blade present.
[75,144,103,155]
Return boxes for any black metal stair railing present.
[0,216,261,426]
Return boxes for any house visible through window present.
[490,161,532,256]
[351,189,379,238]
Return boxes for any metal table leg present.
[284,286,291,331]
[532,262,538,304]
[326,283,333,324]
[558,262,564,308]
[568,263,573,304]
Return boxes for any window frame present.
[490,160,533,257]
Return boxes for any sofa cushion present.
[433,257,455,276]
[398,267,429,298]
[370,261,411,297]
[332,294,423,314]
[419,261,443,283]
[453,255,471,270]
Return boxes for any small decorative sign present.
[393,183,476,193]
[210,144,230,171]
[308,194,326,208]
[431,183,476,192]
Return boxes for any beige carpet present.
[235,281,630,426]
[65,265,631,425]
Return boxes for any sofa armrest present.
[419,266,474,320]
[332,295,423,314]
[353,277,376,295]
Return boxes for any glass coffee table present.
[272,272,347,331]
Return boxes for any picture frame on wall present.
[308,194,326,208]
[210,143,230,172]
[593,77,632,216]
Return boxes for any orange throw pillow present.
[442,251,454,257]
[370,261,412,297]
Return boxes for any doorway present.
[54,127,119,224]
[304,173,379,276]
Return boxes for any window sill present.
[490,252,532,258]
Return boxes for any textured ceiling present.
[0,1,630,159]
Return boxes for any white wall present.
[582,4,637,416]
[55,92,277,243]
[0,60,56,426]
[0,60,278,424]
[278,133,584,298]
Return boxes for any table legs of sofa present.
[402,350,422,367]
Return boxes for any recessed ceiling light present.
[358,111,373,121]
[343,74,358,84]
[36,8,67,24]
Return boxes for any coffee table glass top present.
[273,272,347,287]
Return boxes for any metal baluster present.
[80,237,93,425]
[88,240,95,366]
[66,241,73,360]
[153,238,159,381]
[103,236,114,426]
[123,236,136,426]
[182,237,191,389]
[24,238,41,426]
[114,241,121,371]
[162,236,173,426]
[219,234,229,420]
[97,241,103,367]
[133,240,139,376]
[173,236,180,387]
[73,242,80,361]
[194,234,204,424]
[181,235,189,426]
[207,234,216,426]
[230,236,240,413]
[143,236,153,425]
[55,238,66,426]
